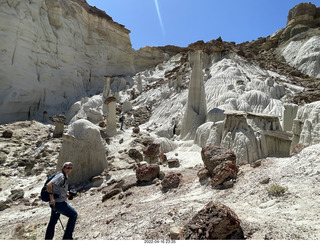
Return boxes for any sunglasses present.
[65,166,73,169]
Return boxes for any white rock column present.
[282,103,298,132]
[137,74,143,93]
[102,75,111,115]
[176,73,183,92]
[180,50,207,139]
[103,75,111,99]
[104,96,117,136]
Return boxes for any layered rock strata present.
[195,111,292,164]
[0,0,174,124]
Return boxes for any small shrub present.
[266,184,288,196]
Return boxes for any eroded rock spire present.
[180,50,207,139]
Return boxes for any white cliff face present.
[0,0,135,124]
[281,35,320,78]
[292,101,320,148]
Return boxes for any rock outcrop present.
[57,119,107,184]
[196,111,292,164]
[0,0,135,124]
[287,2,320,27]
[291,101,320,150]
[0,0,174,124]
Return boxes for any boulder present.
[132,126,140,134]
[287,3,318,27]
[197,168,210,181]
[168,159,180,168]
[136,164,160,182]
[143,143,160,163]
[153,137,178,153]
[57,119,107,184]
[161,172,182,191]
[122,100,132,113]
[201,146,236,176]
[128,149,143,162]
[102,188,122,202]
[211,160,238,188]
[2,130,13,138]
[159,152,167,163]
[10,189,24,201]
[181,202,244,240]
[0,200,11,211]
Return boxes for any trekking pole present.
[58,216,65,233]
[53,206,65,233]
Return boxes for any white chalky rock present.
[57,119,107,184]
[180,51,207,139]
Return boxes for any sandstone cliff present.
[0,0,173,124]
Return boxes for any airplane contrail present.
[154,0,165,37]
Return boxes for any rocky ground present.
[0,120,320,240]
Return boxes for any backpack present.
[40,173,66,202]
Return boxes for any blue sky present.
[86,0,319,50]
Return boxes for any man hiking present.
[120,115,125,131]
[45,162,78,240]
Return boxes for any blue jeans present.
[45,202,78,240]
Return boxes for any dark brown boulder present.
[201,146,236,176]
[197,168,210,181]
[101,188,122,202]
[2,130,13,138]
[132,126,140,134]
[182,201,244,240]
[167,158,180,168]
[161,172,182,191]
[136,164,160,182]
[143,143,160,158]
[211,160,238,188]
